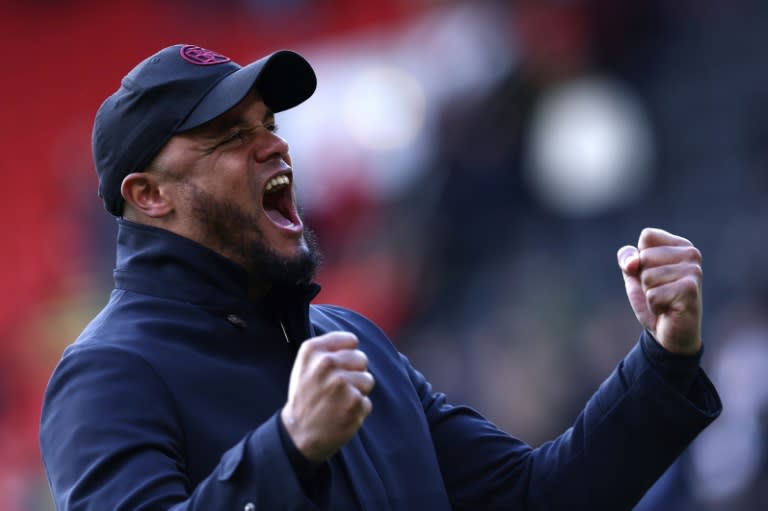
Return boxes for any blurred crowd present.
[2,0,767,509]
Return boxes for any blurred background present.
[1,0,767,509]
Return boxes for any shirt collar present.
[113,218,320,311]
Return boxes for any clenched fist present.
[281,332,375,463]
[618,228,703,354]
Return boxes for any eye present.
[218,130,245,147]
[266,122,279,133]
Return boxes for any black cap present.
[92,44,317,216]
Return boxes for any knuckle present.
[640,268,654,289]
[645,287,660,305]
[646,287,668,308]
[322,331,341,342]
[638,229,651,247]
[346,390,367,415]
[640,227,656,239]
[359,372,375,394]
[316,353,336,373]
[646,291,666,314]
[339,332,359,345]
[639,227,663,245]
[684,246,702,262]
[299,338,317,354]
[689,263,703,279]
[682,275,701,293]
[328,372,348,391]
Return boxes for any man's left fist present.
[618,228,703,354]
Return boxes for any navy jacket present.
[40,220,721,510]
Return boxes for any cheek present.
[213,164,261,207]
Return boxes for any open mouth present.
[262,172,302,231]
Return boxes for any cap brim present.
[178,50,316,132]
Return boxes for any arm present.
[40,346,321,511]
[410,331,720,510]
[416,228,721,510]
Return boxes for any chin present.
[247,229,320,288]
[273,236,310,261]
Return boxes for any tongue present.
[265,207,294,227]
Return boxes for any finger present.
[617,245,640,275]
[637,228,693,251]
[639,245,702,269]
[342,385,373,424]
[310,348,367,380]
[641,262,703,293]
[331,349,369,371]
[343,370,375,395]
[303,331,359,354]
[645,276,701,315]
[359,395,373,420]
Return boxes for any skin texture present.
[120,89,374,463]
[617,228,703,355]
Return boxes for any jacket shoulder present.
[310,304,388,337]
[310,304,399,356]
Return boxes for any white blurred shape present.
[272,2,515,214]
[525,77,654,216]
[343,66,426,152]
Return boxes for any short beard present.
[186,184,320,290]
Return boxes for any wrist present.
[656,335,702,355]
[640,330,702,395]
[280,407,326,463]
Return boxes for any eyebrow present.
[194,108,276,141]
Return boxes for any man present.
[40,44,721,510]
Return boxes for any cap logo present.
[179,45,231,65]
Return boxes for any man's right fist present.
[281,331,375,462]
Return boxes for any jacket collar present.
[113,219,320,313]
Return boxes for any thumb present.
[617,245,640,275]
[617,244,654,331]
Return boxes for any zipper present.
[279,320,291,344]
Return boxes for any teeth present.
[265,175,291,192]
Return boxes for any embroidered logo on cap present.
[180,45,231,65]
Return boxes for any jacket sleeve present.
[410,331,722,511]
[40,345,325,511]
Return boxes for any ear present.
[120,172,174,218]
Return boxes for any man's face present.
[150,90,318,286]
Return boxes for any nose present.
[254,129,290,163]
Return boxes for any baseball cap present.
[92,44,317,216]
